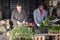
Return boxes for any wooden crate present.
[33,34,60,40]
[33,36,45,40]
[33,34,46,40]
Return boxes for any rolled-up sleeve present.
[33,10,38,24]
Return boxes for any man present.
[11,3,27,27]
[52,1,60,19]
[33,3,47,33]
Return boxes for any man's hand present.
[37,24,40,27]
[23,21,25,24]
[17,21,23,25]
[17,21,21,25]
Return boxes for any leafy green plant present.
[43,18,49,26]
[48,26,60,32]
[9,24,34,40]
[38,18,49,28]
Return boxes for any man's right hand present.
[17,21,21,25]
[37,24,40,27]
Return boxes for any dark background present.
[0,0,46,20]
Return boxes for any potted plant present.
[8,24,34,40]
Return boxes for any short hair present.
[39,3,44,7]
[16,3,22,6]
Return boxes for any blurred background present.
[0,0,53,20]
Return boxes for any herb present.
[9,24,34,40]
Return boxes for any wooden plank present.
[35,34,60,36]
[55,35,58,40]
[41,36,45,40]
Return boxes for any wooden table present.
[33,34,60,40]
